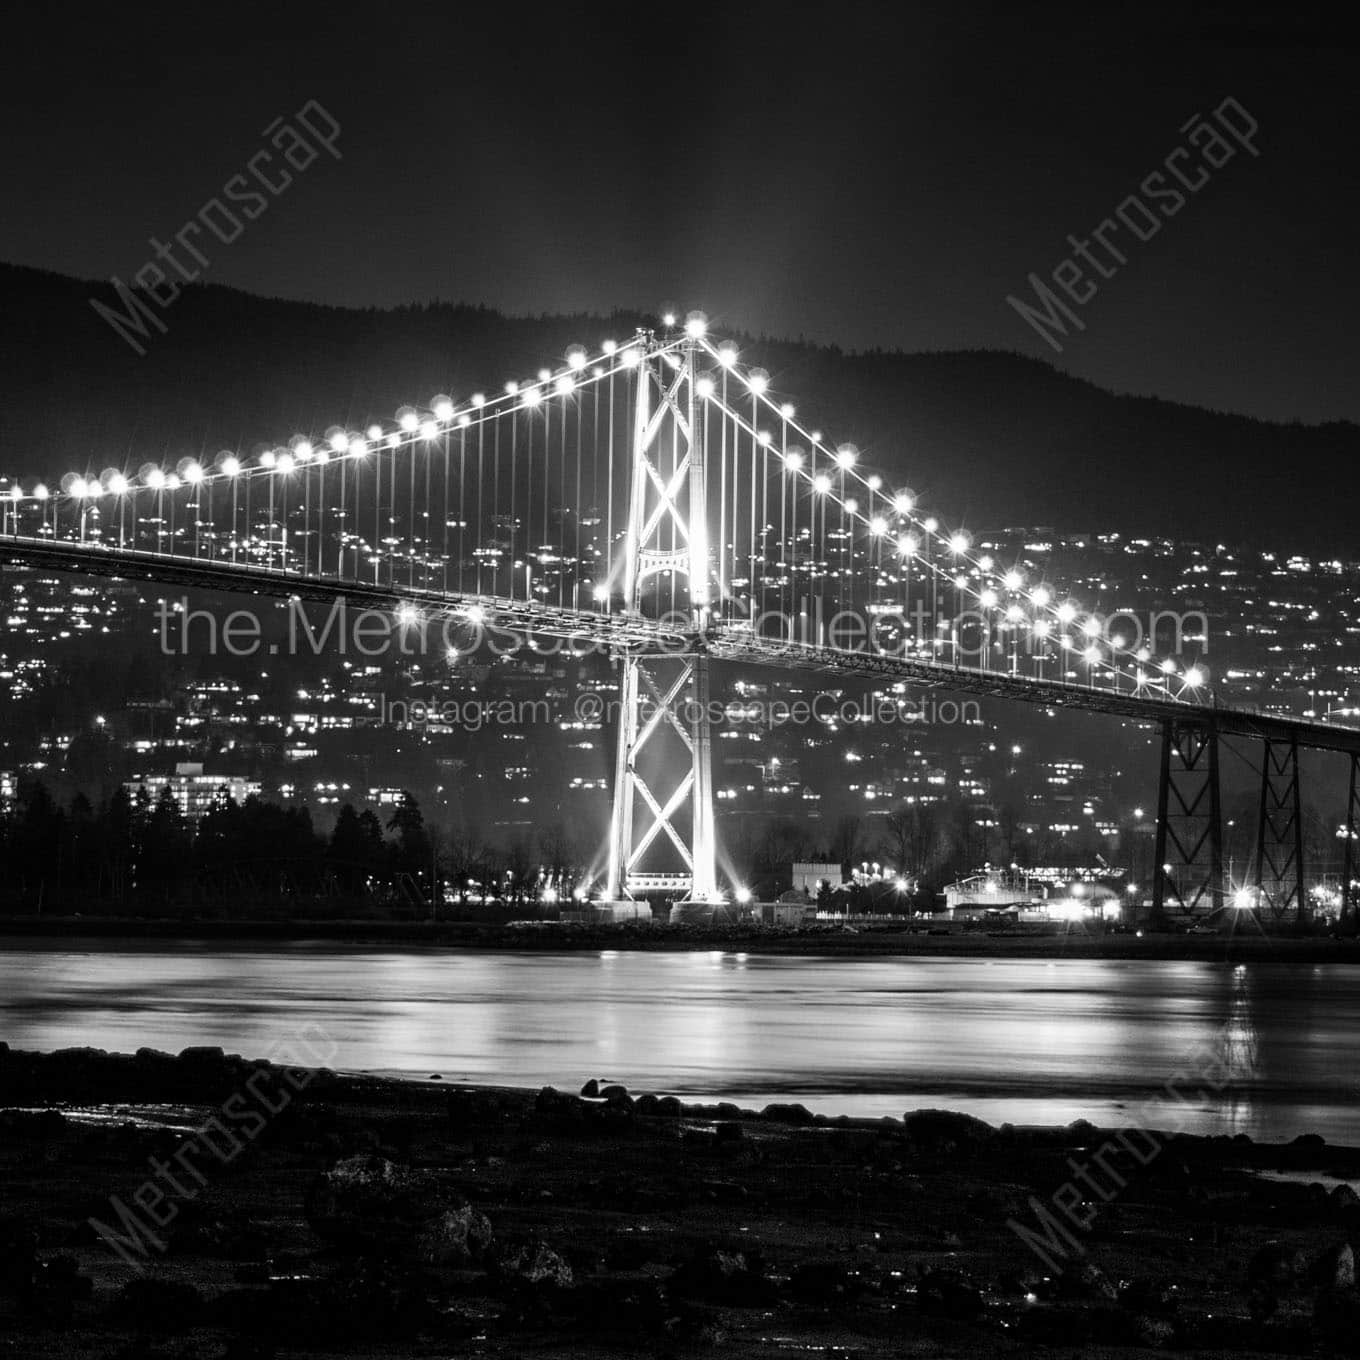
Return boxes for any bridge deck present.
[6,534,1360,756]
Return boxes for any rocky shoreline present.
[2,1043,1358,1357]
[2,917,1358,963]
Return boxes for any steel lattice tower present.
[604,330,720,904]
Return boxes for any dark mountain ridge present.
[1,262,1353,550]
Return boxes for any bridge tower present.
[604,330,721,905]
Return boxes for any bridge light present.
[566,345,589,371]
[314,449,330,464]
[184,463,204,483]
[695,376,715,398]
[504,380,520,395]
[397,407,420,432]
[834,444,857,469]
[783,449,804,471]
[396,604,419,626]
[844,497,858,514]
[259,450,277,470]
[980,588,998,608]
[747,368,770,395]
[1083,644,1101,663]
[1031,586,1051,607]
[1081,617,1101,638]
[734,886,752,904]
[1160,657,1176,674]
[221,457,240,477]
[433,396,455,422]
[1007,604,1025,623]
[813,474,832,494]
[1034,618,1051,636]
[758,429,772,446]
[1003,569,1023,591]
[384,432,401,450]
[555,374,575,395]
[1056,601,1077,623]
[779,402,795,419]
[661,311,677,328]
[949,531,970,554]
[592,584,609,602]
[955,573,968,589]
[145,468,166,489]
[34,483,49,500]
[866,473,881,491]
[275,453,295,474]
[1184,666,1205,687]
[471,392,486,408]
[522,387,543,407]
[893,491,913,514]
[165,474,181,491]
[1110,633,1127,649]
[978,554,994,572]
[870,515,887,535]
[537,368,551,383]
[717,344,738,367]
[69,477,90,498]
[464,604,485,624]
[683,311,707,338]
[621,349,641,368]
[898,533,919,557]
[458,414,471,428]
[418,419,439,442]
[602,339,618,356]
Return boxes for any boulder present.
[415,1204,494,1265]
[304,1154,485,1260]
[761,1102,815,1125]
[1310,1242,1355,1291]
[495,1238,574,1289]
[902,1108,997,1151]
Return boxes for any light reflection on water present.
[2,943,1358,1142]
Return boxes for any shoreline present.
[1,914,1356,962]
[2,1044,1359,1356]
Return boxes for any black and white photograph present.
[1,3,1358,1356]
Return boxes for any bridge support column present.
[603,330,721,905]
[1253,734,1308,925]
[1152,718,1223,919]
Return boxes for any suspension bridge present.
[2,312,1357,922]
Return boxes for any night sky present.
[3,1,1355,422]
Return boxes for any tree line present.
[0,778,588,918]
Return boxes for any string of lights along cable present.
[0,310,1208,700]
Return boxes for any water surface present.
[2,942,1357,1141]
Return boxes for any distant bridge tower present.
[605,328,721,905]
